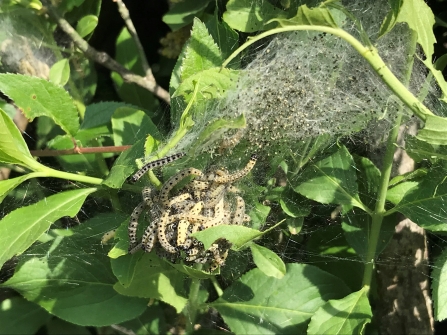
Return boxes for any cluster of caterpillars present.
[128,153,257,272]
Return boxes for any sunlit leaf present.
[212,263,351,334]
[181,18,223,81]
[294,146,366,211]
[1,212,146,326]
[392,166,447,231]
[308,286,372,334]
[417,114,447,145]
[162,0,212,31]
[0,188,96,269]
[76,14,98,38]
[0,173,41,204]
[173,67,239,103]
[114,252,188,313]
[272,5,338,27]
[0,74,79,136]
[49,59,70,86]
[0,108,43,170]
[103,137,145,188]
[111,107,161,146]
[0,297,51,334]
[223,0,283,33]
[432,248,447,321]
[250,243,286,279]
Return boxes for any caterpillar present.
[130,152,186,183]
[157,210,178,254]
[159,168,203,207]
[128,201,147,250]
[231,196,246,225]
[214,154,257,184]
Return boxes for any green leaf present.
[0,108,43,170]
[0,100,16,119]
[432,248,447,321]
[279,191,311,218]
[173,67,239,103]
[81,102,142,129]
[193,225,263,251]
[162,0,212,31]
[103,137,146,188]
[114,253,188,313]
[46,131,110,176]
[181,18,223,81]
[386,180,419,205]
[389,169,428,187]
[205,13,239,62]
[112,27,157,111]
[0,74,79,136]
[353,155,380,208]
[0,188,96,269]
[111,107,162,146]
[223,0,283,33]
[119,303,167,335]
[378,0,403,37]
[294,146,366,211]
[49,59,70,86]
[108,217,133,259]
[0,173,39,204]
[111,251,143,287]
[169,261,217,279]
[384,0,447,101]
[396,0,435,60]
[190,113,246,155]
[392,166,447,231]
[306,224,363,292]
[0,297,51,334]
[423,61,447,103]
[272,4,338,27]
[250,243,286,279]
[212,263,351,334]
[193,220,283,251]
[46,318,91,335]
[405,135,447,163]
[1,215,147,326]
[287,217,304,235]
[308,286,372,334]
[76,14,98,38]
[342,212,396,262]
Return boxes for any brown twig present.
[114,0,152,77]
[30,145,131,157]
[41,0,170,104]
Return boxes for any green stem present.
[222,25,433,121]
[361,30,418,288]
[155,80,199,161]
[210,276,223,297]
[41,166,103,185]
[185,264,203,334]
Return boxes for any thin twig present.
[41,0,170,104]
[114,0,152,77]
[30,145,131,157]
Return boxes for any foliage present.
[0,0,447,334]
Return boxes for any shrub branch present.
[41,0,170,104]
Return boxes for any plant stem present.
[210,276,223,297]
[361,30,418,288]
[222,25,433,121]
[41,167,103,185]
[185,264,203,334]
[30,145,131,157]
[115,0,153,79]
